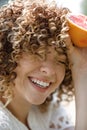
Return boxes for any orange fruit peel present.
[66,13,87,47]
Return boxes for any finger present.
[64,34,75,54]
[64,34,81,65]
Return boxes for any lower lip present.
[28,78,50,93]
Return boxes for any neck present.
[2,94,32,128]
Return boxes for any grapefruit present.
[66,13,87,47]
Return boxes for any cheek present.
[56,66,65,84]
[15,61,35,77]
[49,69,65,94]
[17,57,40,74]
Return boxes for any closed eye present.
[56,60,66,65]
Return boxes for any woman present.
[0,0,87,130]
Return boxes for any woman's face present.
[13,46,66,105]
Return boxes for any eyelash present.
[56,60,66,65]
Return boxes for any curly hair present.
[0,0,74,110]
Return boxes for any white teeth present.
[30,78,50,88]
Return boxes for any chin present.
[28,97,46,105]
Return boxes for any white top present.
[0,101,73,130]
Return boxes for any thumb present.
[64,34,79,61]
[64,34,74,55]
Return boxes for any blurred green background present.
[0,0,8,6]
[81,0,87,15]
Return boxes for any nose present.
[40,60,56,77]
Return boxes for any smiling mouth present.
[28,77,51,89]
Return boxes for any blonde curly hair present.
[0,0,74,111]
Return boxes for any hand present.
[65,35,87,82]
